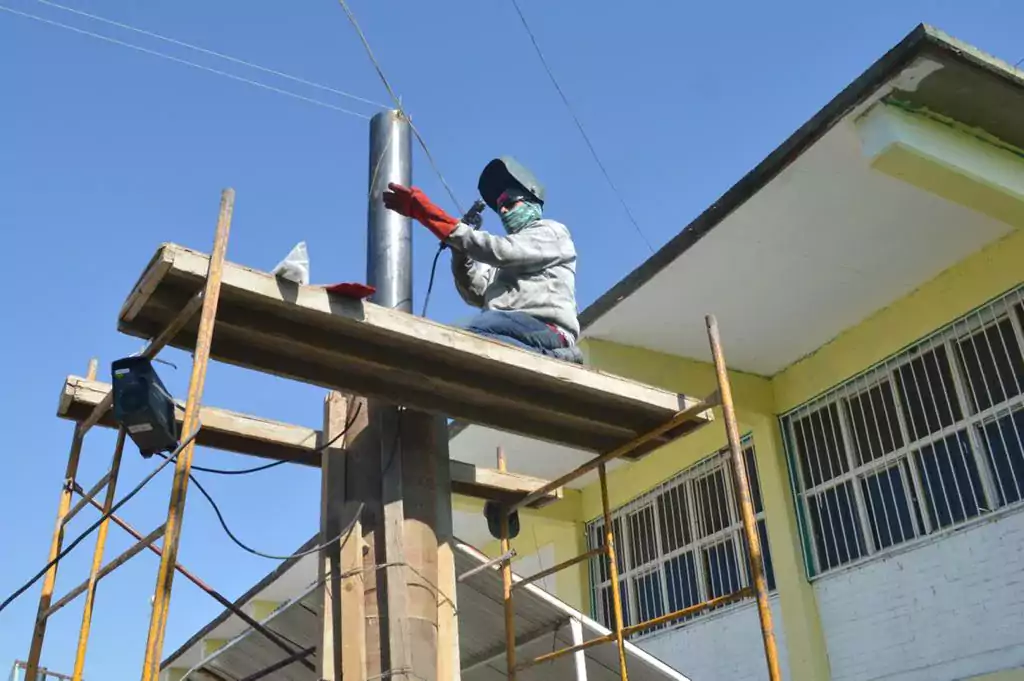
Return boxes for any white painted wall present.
[816,507,1024,681]
[635,597,790,681]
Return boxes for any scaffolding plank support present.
[115,243,713,459]
[57,375,563,508]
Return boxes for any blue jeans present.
[463,310,571,360]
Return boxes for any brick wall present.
[816,508,1024,681]
[637,597,790,681]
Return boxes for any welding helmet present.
[477,156,546,213]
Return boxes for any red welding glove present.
[383,183,458,240]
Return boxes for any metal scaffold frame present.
[495,316,783,681]
[23,189,236,681]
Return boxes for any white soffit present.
[583,108,1016,375]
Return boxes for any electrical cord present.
[421,246,445,318]
[0,426,201,616]
[173,402,362,476]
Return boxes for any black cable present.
[420,245,445,318]
[157,403,365,560]
[0,426,200,616]
[180,402,362,475]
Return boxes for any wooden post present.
[72,427,127,680]
[391,407,440,681]
[498,448,516,681]
[706,315,783,681]
[319,392,347,681]
[140,188,234,681]
[25,358,98,680]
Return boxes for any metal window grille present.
[585,437,775,640]
[781,285,1024,577]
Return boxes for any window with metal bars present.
[781,285,1024,577]
[585,438,775,639]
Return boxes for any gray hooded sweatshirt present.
[446,218,580,343]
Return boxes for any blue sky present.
[1,0,1021,677]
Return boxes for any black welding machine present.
[111,356,180,457]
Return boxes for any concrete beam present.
[856,101,1024,227]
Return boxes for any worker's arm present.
[450,249,494,307]
[445,221,575,274]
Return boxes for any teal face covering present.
[500,201,543,234]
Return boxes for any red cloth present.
[382,183,458,240]
[325,282,375,299]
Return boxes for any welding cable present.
[169,402,362,476]
[0,425,201,616]
[186,472,359,560]
[155,403,366,560]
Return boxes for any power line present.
[29,0,388,110]
[1015,56,1023,68]
[0,4,372,120]
[334,0,465,214]
[506,0,656,254]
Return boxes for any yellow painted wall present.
[471,489,588,611]
[774,223,1024,413]
[578,340,831,680]
[964,671,1024,681]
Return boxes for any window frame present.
[781,287,1024,577]
[586,436,775,639]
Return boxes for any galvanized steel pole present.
[368,109,413,312]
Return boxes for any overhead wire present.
[334,0,464,213]
[334,0,468,320]
[505,0,657,254]
[29,0,389,110]
[0,4,372,120]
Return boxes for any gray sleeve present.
[445,221,575,273]
[450,248,494,308]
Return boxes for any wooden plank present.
[318,392,348,681]
[115,243,713,460]
[56,375,561,507]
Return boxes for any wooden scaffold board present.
[116,244,713,459]
[57,375,561,508]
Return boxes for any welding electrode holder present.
[440,199,486,251]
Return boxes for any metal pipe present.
[706,314,782,681]
[457,548,517,582]
[510,392,720,514]
[25,358,98,680]
[72,427,127,680]
[63,471,112,527]
[236,646,316,681]
[72,489,315,672]
[498,448,517,681]
[141,188,234,681]
[570,618,588,681]
[367,110,412,312]
[518,633,613,671]
[46,523,166,618]
[621,588,752,637]
[511,548,603,591]
[599,464,629,681]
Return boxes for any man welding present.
[383,157,583,364]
